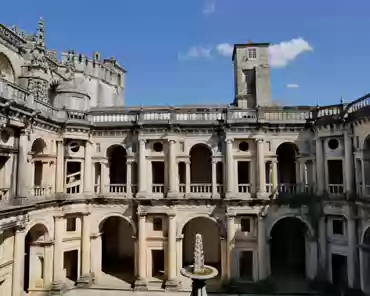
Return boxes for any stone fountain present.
[181,233,218,296]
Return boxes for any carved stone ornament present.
[0,115,8,129]
[28,78,48,102]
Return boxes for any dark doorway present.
[239,251,253,280]
[152,250,164,279]
[332,254,348,287]
[270,217,307,276]
[64,250,78,282]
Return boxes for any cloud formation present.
[178,46,212,61]
[286,83,300,88]
[202,1,216,15]
[269,38,313,68]
[180,38,313,68]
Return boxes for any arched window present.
[0,53,15,83]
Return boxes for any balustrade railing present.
[33,186,52,196]
[152,184,164,193]
[179,184,186,193]
[327,184,344,195]
[238,184,252,193]
[190,184,212,194]
[0,78,29,103]
[108,184,127,194]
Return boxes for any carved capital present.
[225,138,234,144]
[255,137,264,143]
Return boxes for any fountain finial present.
[193,233,205,273]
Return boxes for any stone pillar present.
[315,137,325,194]
[135,213,147,290]
[185,160,191,195]
[256,138,266,196]
[165,214,178,290]
[90,233,102,283]
[55,140,64,194]
[84,141,93,195]
[51,216,64,292]
[44,244,53,288]
[318,216,327,279]
[137,139,147,198]
[212,159,218,198]
[347,216,357,288]
[77,213,92,286]
[101,162,109,194]
[12,226,25,296]
[220,237,227,282]
[257,215,267,280]
[226,215,235,279]
[17,130,30,197]
[225,138,234,198]
[361,158,366,195]
[126,160,132,196]
[272,159,278,192]
[168,140,178,197]
[344,131,354,194]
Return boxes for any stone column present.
[90,233,102,283]
[212,159,218,198]
[78,213,92,286]
[257,215,267,280]
[165,214,178,290]
[344,131,354,194]
[220,237,227,282]
[126,160,132,196]
[17,130,31,197]
[101,162,109,194]
[84,141,93,195]
[185,160,191,195]
[12,226,25,296]
[137,139,147,198]
[55,140,64,194]
[315,137,325,194]
[168,140,178,197]
[256,138,266,196]
[135,213,147,290]
[318,217,327,280]
[51,216,64,291]
[272,159,278,192]
[347,216,357,288]
[225,139,234,198]
[226,215,236,279]
[299,159,306,192]
[44,244,53,288]
[361,158,366,195]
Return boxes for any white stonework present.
[0,20,369,296]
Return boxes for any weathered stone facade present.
[0,19,370,296]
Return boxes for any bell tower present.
[232,41,272,108]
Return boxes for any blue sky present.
[1,0,370,107]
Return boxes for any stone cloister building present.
[1,19,370,296]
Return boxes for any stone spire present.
[193,233,205,273]
[36,17,45,48]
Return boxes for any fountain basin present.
[180,265,218,280]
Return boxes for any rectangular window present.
[248,48,257,59]
[241,218,251,232]
[332,219,344,235]
[179,141,185,152]
[96,143,101,152]
[153,217,163,231]
[66,217,77,232]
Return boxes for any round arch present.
[361,225,370,244]
[276,141,300,156]
[106,144,127,158]
[187,142,213,155]
[363,135,370,151]
[31,138,47,155]
[178,214,219,236]
[106,145,127,186]
[268,214,314,238]
[96,212,136,235]
[189,144,213,185]
[0,52,15,83]
[276,142,299,185]
[181,216,221,272]
[24,220,52,240]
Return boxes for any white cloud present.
[203,1,215,15]
[216,43,233,57]
[178,46,212,61]
[269,38,313,68]
[286,83,300,88]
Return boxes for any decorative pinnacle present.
[340,96,344,104]
[193,233,205,273]
[37,17,45,48]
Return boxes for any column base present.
[212,193,220,199]
[224,191,234,199]
[136,191,147,199]
[167,191,179,199]
[256,191,268,199]
[165,279,180,291]
[134,278,148,291]
[49,280,65,295]
[76,274,93,288]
